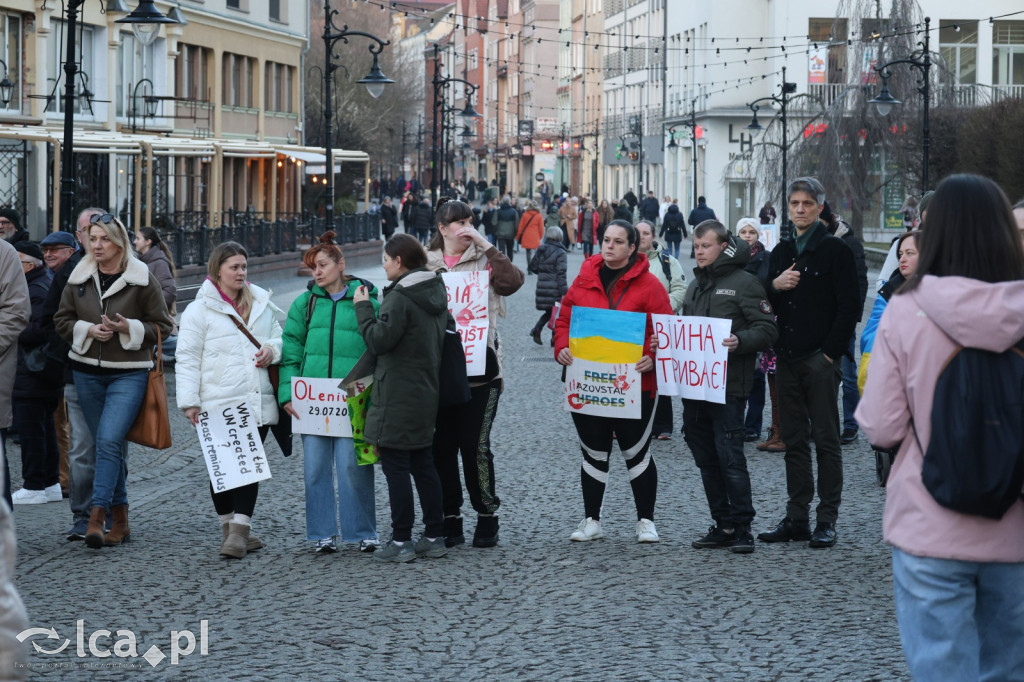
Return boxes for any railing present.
[806,83,848,108]
[159,213,380,268]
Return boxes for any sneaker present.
[66,518,89,541]
[636,519,660,543]
[743,432,760,442]
[569,517,604,542]
[840,428,858,445]
[730,529,755,554]
[44,483,63,503]
[374,540,416,563]
[313,538,338,554]
[414,536,448,558]
[692,525,736,549]
[358,538,380,553]
[11,488,48,505]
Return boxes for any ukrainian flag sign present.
[564,307,646,418]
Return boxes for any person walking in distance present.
[757,178,859,548]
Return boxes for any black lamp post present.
[129,78,158,133]
[747,66,797,228]
[57,2,175,232]
[430,43,481,206]
[869,16,932,192]
[321,0,393,232]
[667,98,701,214]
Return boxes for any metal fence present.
[161,212,379,268]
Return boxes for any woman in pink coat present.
[856,174,1024,680]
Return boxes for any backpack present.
[914,338,1024,519]
[658,251,676,283]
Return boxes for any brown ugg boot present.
[756,374,787,452]
[84,506,107,549]
[221,522,263,551]
[220,523,250,559]
[103,504,131,546]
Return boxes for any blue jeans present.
[841,335,858,432]
[664,238,681,259]
[301,434,376,542]
[682,396,756,528]
[892,548,1024,681]
[73,370,148,510]
[744,367,766,437]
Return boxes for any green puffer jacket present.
[355,268,447,450]
[278,278,379,405]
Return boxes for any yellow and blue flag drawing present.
[568,307,646,363]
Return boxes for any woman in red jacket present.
[554,220,673,544]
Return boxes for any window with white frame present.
[939,21,977,84]
[1,13,21,111]
[117,32,157,118]
[46,21,95,116]
[993,21,1024,87]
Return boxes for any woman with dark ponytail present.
[134,226,178,360]
[554,219,673,544]
[425,198,524,548]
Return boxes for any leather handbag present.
[126,328,173,450]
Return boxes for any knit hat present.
[14,240,43,262]
[0,208,21,231]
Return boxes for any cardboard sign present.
[441,271,490,376]
[652,315,733,404]
[759,224,778,251]
[196,401,271,493]
[563,307,647,418]
[290,377,353,437]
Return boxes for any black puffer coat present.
[527,241,567,311]
[412,200,434,233]
[14,265,61,399]
[660,204,686,239]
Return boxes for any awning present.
[274,145,370,175]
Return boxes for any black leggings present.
[433,381,501,516]
[570,394,658,521]
[209,425,269,517]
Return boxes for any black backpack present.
[915,338,1024,519]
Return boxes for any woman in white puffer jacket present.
[175,241,283,560]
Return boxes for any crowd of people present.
[2,171,1024,677]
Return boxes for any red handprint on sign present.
[455,303,487,326]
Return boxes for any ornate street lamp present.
[430,43,482,205]
[747,66,797,227]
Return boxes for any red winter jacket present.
[554,253,673,396]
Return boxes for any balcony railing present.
[158,212,380,268]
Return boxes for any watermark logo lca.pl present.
[17,620,209,668]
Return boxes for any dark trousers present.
[560,224,570,249]
[532,309,553,334]
[582,241,594,257]
[653,395,673,437]
[496,237,515,263]
[570,394,658,521]
[1,428,10,508]
[380,445,444,541]
[13,396,60,490]
[743,367,766,437]
[777,353,843,523]
[683,396,756,529]
[433,381,501,517]
[209,426,268,517]
[840,335,859,431]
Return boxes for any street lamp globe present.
[746,113,763,137]
[868,81,901,117]
[356,54,393,99]
[115,0,178,46]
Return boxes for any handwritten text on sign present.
[441,270,490,377]
[196,401,271,493]
[652,315,732,404]
[290,377,353,437]
[564,360,641,418]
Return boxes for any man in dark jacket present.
[0,209,29,245]
[413,197,434,246]
[821,202,868,446]
[758,178,859,549]
[623,189,639,212]
[493,198,519,262]
[682,221,777,554]
[380,196,399,240]
[659,203,687,258]
[639,191,660,224]
[687,196,717,228]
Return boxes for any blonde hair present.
[87,215,133,272]
[208,241,253,321]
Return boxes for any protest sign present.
[290,377,353,437]
[441,270,490,376]
[564,307,646,418]
[652,315,733,404]
[759,224,778,251]
[196,401,271,493]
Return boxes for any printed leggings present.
[570,394,657,521]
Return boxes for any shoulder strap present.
[229,314,262,350]
[305,292,317,327]
[659,252,673,281]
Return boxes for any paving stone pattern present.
[6,241,907,680]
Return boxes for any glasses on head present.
[89,213,115,226]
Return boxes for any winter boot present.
[443,515,465,548]
[221,522,264,551]
[756,374,787,452]
[473,514,499,548]
[220,523,250,559]
[84,506,107,549]
[103,504,131,546]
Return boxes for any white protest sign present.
[196,401,271,493]
[652,315,733,404]
[564,360,642,418]
[441,270,490,376]
[759,224,778,251]
[290,377,353,437]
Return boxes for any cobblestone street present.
[6,243,907,680]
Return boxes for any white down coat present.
[175,279,283,426]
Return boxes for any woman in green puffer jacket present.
[279,231,380,554]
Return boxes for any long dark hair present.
[384,233,427,271]
[428,198,475,251]
[601,219,640,295]
[900,174,1024,293]
[137,226,176,277]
